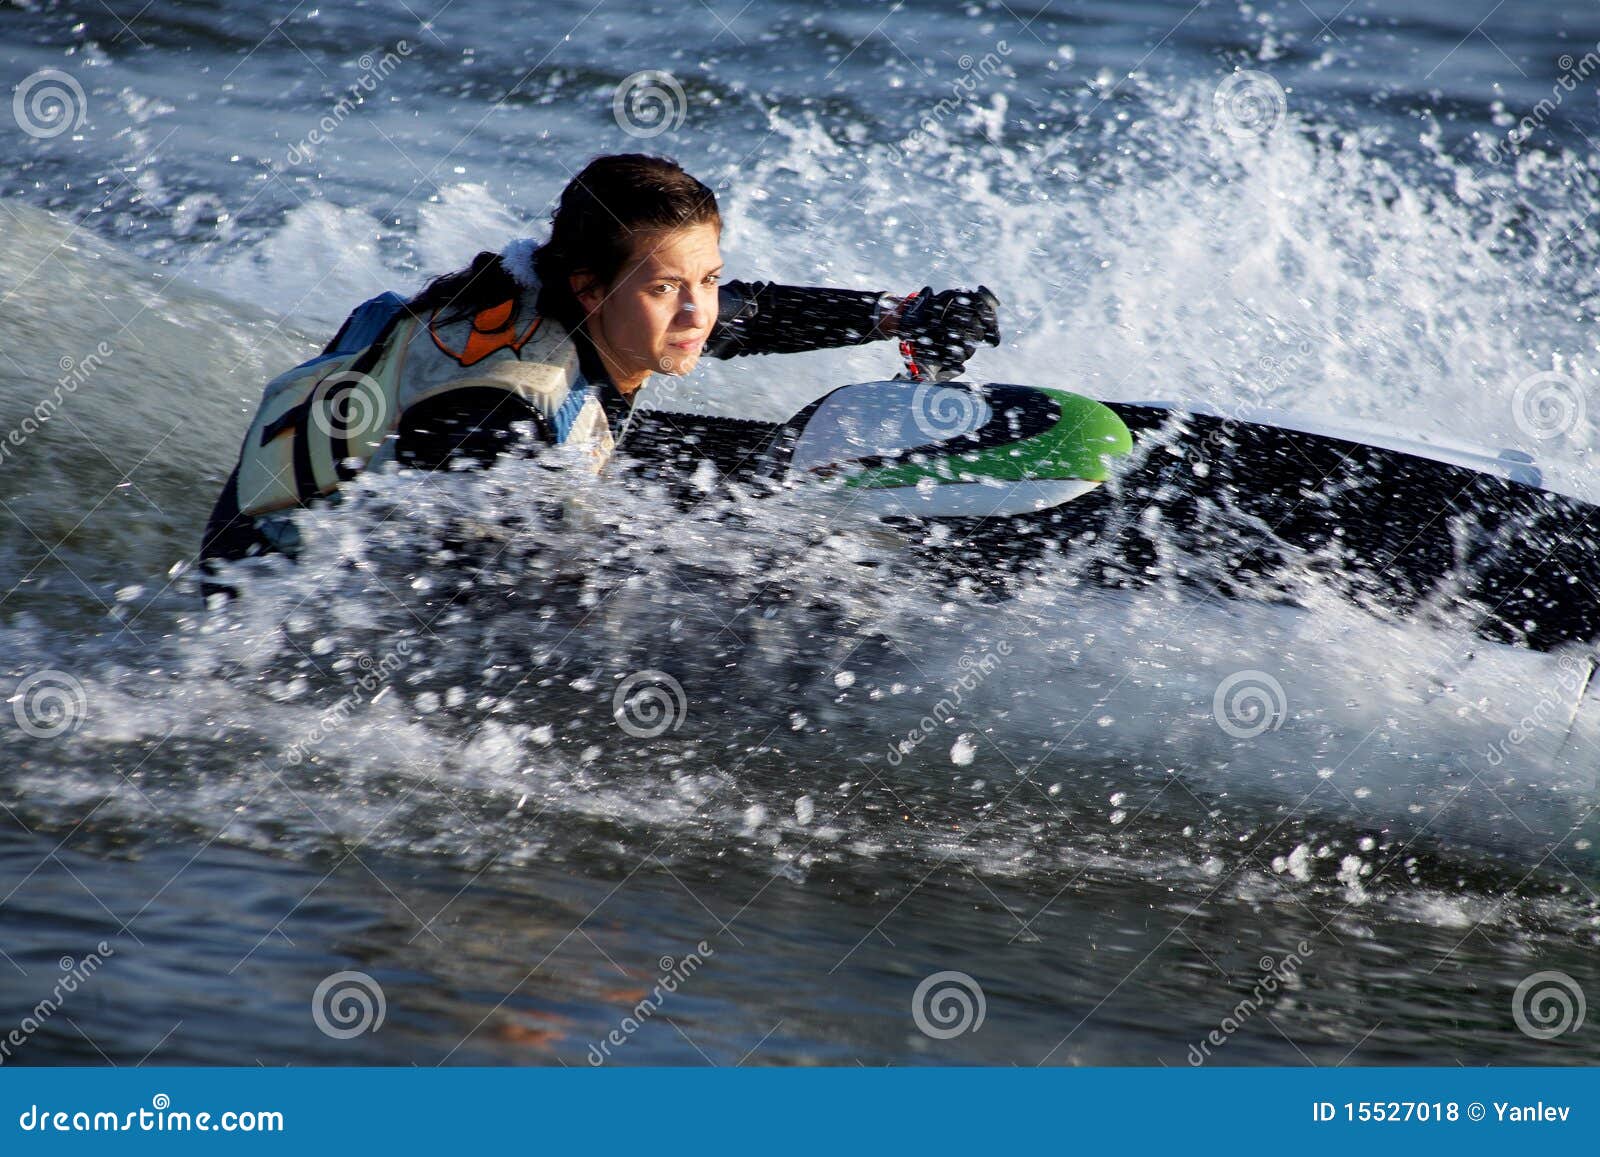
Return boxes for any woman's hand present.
[891,286,1001,379]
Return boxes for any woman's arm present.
[704,281,898,359]
[705,281,1001,380]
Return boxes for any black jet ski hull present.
[621,398,1600,652]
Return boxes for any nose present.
[678,283,716,327]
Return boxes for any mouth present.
[668,336,706,352]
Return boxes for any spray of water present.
[3,77,1599,908]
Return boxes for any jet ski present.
[622,383,1600,653]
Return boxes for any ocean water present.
[2,0,1599,1066]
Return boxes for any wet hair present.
[407,154,721,330]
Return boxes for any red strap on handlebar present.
[896,291,923,380]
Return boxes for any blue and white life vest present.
[233,282,613,519]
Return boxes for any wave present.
[2,78,1598,900]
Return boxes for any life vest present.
[233,283,612,519]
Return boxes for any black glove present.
[898,285,1001,380]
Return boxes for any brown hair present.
[408,154,721,330]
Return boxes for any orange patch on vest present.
[429,299,544,367]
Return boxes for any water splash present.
[3,72,1599,906]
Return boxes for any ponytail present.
[406,249,522,325]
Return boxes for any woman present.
[200,153,999,591]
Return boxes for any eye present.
[650,283,674,295]
[702,273,721,286]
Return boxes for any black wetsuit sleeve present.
[394,387,550,472]
[705,280,890,359]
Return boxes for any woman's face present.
[573,222,722,392]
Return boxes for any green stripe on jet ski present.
[845,390,1133,490]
